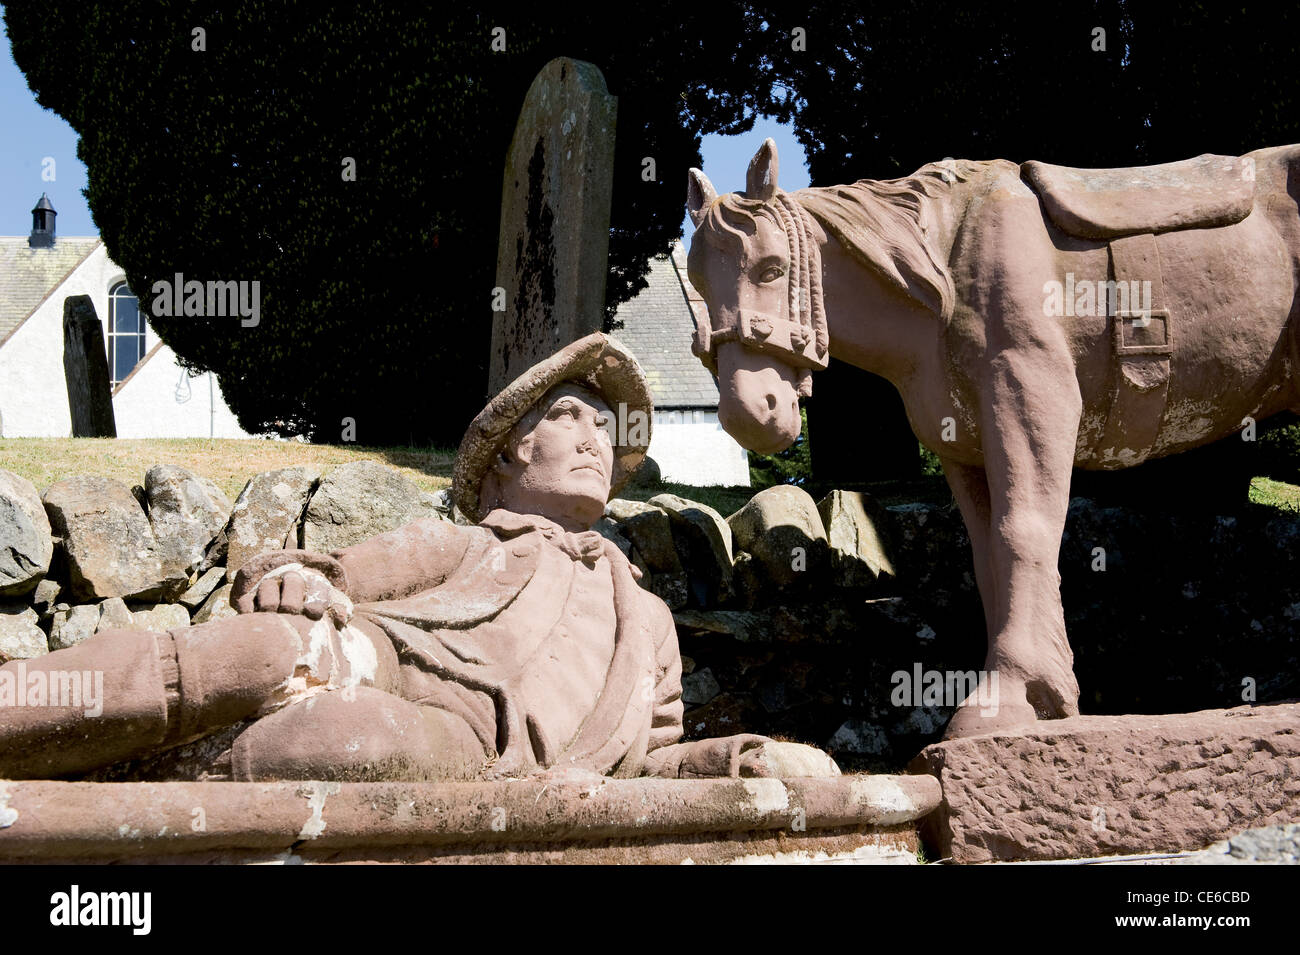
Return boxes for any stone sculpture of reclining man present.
[0,333,839,782]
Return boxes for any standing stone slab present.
[301,460,427,553]
[910,703,1300,863]
[0,468,53,597]
[222,466,321,576]
[62,295,117,438]
[42,476,182,602]
[488,58,617,394]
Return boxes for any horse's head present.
[684,139,828,454]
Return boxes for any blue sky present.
[0,18,95,236]
[1,19,806,246]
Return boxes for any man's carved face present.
[490,384,616,531]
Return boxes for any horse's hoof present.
[941,699,1038,739]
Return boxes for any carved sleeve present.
[229,518,475,610]
[328,518,476,602]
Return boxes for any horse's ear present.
[687,168,717,227]
[746,137,779,201]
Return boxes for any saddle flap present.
[1023,153,1255,240]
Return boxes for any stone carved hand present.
[738,740,842,778]
[252,564,353,627]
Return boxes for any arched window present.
[107,282,146,386]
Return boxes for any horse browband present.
[691,191,830,390]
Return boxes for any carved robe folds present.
[229,513,771,780]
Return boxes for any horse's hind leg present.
[944,348,1083,738]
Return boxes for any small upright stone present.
[62,295,116,438]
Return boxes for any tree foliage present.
[4,1,779,444]
[9,1,1300,466]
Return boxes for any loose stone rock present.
[302,460,427,553]
[42,476,183,601]
[130,603,192,632]
[605,499,683,575]
[222,466,321,575]
[727,485,828,589]
[31,578,63,620]
[817,489,896,587]
[145,465,232,576]
[0,603,48,660]
[828,720,890,757]
[178,567,227,612]
[49,604,100,650]
[192,583,237,624]
[95,597,134,632]
[682,667,721,706]
[649,493,734,604]
[0,469,54,597]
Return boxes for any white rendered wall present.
[0,243,250,438]
[649,410,750,486]
[0,241,123,436]
[113,345,248,439]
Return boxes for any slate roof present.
[612,240,719,410]
[0,237,102,345]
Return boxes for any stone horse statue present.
[685,138,1300,737]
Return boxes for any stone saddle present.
[1021,152,1256,240]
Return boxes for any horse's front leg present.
[943,348,1082,738]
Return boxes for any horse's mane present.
[789,160,988,320]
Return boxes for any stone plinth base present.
[0,773,939,865]
[910,703,1300,863]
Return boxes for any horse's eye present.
[760,266,785,283]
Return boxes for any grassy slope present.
[0,438,456,500]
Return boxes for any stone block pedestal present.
[910,703,1300,863]
[0,773,939,865]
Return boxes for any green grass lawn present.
[0,438,456,500]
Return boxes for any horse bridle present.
[691,191,830,396]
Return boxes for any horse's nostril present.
[766,394,778,412]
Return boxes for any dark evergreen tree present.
[3,1,777,444]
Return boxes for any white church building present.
[0,194,249,439]
[611,241,750,486]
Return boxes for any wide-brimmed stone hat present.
[453,332,653,523]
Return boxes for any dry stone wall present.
[4,462,1299,773]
